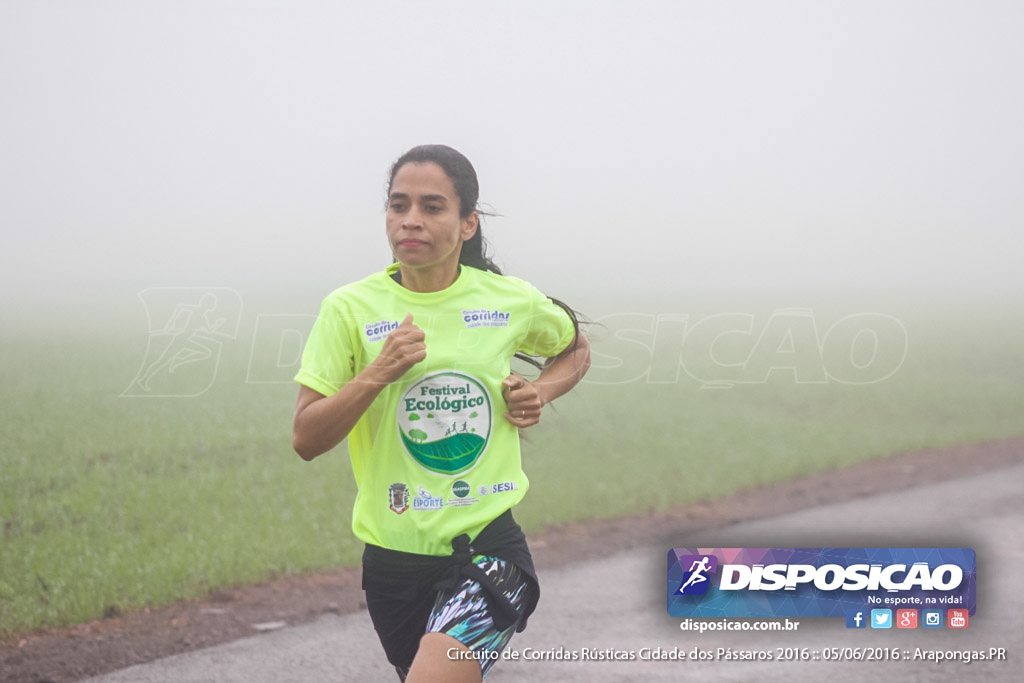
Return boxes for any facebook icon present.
[845,609,867,629]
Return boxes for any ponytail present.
[458,224,503,275]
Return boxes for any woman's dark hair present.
[387,144,584,366]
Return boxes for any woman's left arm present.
[502,333,591,428]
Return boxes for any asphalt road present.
[82,462,1023,682]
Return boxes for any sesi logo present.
[490,481,519,494]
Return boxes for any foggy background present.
[2,0,1022,323]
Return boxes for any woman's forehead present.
[389,162,456,198]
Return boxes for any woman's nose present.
[402,207,422,229]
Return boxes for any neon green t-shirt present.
[295,264,576,556]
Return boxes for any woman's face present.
[386,162,478,276]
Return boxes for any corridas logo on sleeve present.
[397,371,492,475]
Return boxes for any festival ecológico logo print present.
[397,371,492,475]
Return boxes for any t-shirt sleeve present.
[293,296,356,396]
[518,283,577,358]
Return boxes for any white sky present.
[2,0,1022,312]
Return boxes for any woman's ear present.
[461,212,479,242]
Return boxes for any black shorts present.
[361,510,539,674]
[367,554,534,678]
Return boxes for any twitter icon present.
[871,609,893,629]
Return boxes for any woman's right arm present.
[292,313,425,461]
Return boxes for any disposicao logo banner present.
[667,548,976,618]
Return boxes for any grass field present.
[2,288,1022,636]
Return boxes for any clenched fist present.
[502,373,543,427]
[370,313,426,384]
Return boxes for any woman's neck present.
[397,264,461,293]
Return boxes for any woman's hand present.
[501,333,591,429]
[368,313,426,385]
[502,374,544,427]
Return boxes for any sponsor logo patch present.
[388,482,410,514]
[397,371,492,475]
[478,481,520,497]
[447,480,479,507]
[463,309,510,328]
[412,486,444,511]
[364,319,400,343]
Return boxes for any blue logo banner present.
[667,548,976,618]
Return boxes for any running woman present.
[292,144,590,682]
